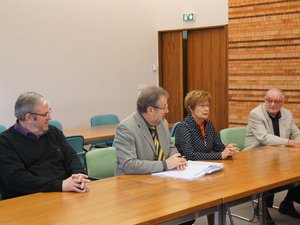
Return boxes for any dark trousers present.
[285,186,300,203]
[265,186,300,207]
[180,219,195,225]
[179,214,214,225]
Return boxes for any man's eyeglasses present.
[29,108,52,117]
[153,104,168,110]
[265,99,283,105]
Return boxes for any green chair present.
[171,136,175,145]
[221,127,256,222]
[0,125,6,199]
[48,120,63,131]
[65,135,86,170]
[220,127,247,151]
[89,114,120,148]
[170,121,181,137]
[86,147,116,179]
[0,125,7,133]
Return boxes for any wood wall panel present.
[159,31,184,123]
[228,0,300,127]
[187,27,228,131]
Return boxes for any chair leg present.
[227,209,235,225]
[253,199,279,210]
[230,200,256,222]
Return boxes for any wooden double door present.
[159,25,228,132]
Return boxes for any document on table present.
[152,160,224,180]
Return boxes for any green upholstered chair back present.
[65,135,86,169]
[89,114,120,147]
[171,137,175,145]
[0,126,6,199]
[48,120,64,131]
[90,114,120,127]
[86,147,116,179]
[220,127,247,151]
[0,125,7,133]
[170,121,181,137]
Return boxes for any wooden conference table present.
[63,123,175,142]
[0,177,221,225]
[123,146,300,224]
[1,146,300,225]
[63,124,116,142]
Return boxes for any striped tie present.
[149,126,165,161]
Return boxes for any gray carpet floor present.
[194,191,300,225]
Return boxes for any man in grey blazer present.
[115,86,187,175]
[245,88,300,223]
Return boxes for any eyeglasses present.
[29,108,52,117]
[197,104,211,109]
[153,104,168,110]
[265,99,283,105]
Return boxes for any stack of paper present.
[152,160,224,180]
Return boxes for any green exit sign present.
[183,13,195,21]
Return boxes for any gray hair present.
[137,86,169,113]
[15,91,48,120]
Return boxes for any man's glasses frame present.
[265,99,283,105]
[28,108,52,117]
[153,104,168,110]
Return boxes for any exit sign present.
[183,13,195,21]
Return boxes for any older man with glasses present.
[245,87,300,224]
[0,91,90,200]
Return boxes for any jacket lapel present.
[134,112,157,155]
[261,104,274,134]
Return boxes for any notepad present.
[152,160,224,180]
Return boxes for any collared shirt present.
[199,120,206,138]
[14,120,39,140]
[268,111,281,137]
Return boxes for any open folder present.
[152,160,224,180]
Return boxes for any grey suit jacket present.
[114,112,178,175]
[244,104,300,150]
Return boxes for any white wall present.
[157,0,228,30]
[0,0,227,128]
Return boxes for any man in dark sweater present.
[0,91,90,199]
